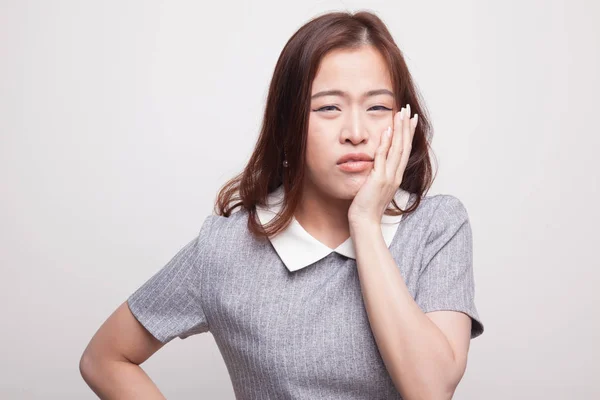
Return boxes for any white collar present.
[256,185,411,272]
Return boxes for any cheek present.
[305,129,336,172]
[305,133,329,168]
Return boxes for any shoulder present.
[419,194,471,248]
[402,193,471,248]
[406,193,470,226]
[198,209,271,269]
[198,209,252,245]
[427,194,469,224]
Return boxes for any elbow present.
[393,376,456,400]
[417,385,456,400]
[79,350,97,384]
[80,348,113,393]
[79,345,108,385]
[440,385,458,400]
[415,385,457,400]
[437,363,464,400]
[395,365,463,400]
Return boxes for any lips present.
[336,152,374,165]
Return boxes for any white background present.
[1,0,599,398]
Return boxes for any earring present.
[283,150,289,168]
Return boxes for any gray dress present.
[127,187,484,399]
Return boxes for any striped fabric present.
[127,187,484,399]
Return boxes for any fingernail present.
[400,108,405,118]
[386,126,392,137]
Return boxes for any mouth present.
[337,160,373,172]
[336,153,374,165]
[337,159,372,165]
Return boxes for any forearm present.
[350,221,459,400]
[80,357,166,400]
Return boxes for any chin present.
[309,171,368,200]
[335,177,367,198]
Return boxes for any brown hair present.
[214,10,436,240]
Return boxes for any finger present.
[397,105,415,182]
[396,104,411,181]
[387,107,404,172]
[374,126,392,173]
[411,113,419,131]
[402,103,411,157]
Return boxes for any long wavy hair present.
[214,10,436,240]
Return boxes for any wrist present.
[349,217,381,235]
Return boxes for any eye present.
[314,105,392,112]
[369,105,392,111]
[314,105,340,112]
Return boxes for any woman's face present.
[305,45,396,200]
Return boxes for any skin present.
[78,46,402,399]
[80,44,471,399]
[297,44,472,398]
[79,302,168,399]
[295,44,401,249]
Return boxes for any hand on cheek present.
[348,104,418,226]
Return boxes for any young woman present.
[80,10,484,400]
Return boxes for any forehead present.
[311,45,392,93]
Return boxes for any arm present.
[350,221,471,400]
[80,215,216,398]
[79,301,167,399]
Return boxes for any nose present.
[339,106,370,145]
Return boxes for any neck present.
[293,181,353,250]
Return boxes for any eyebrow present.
[310,89,394,100]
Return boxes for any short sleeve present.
[415,196,484,339]
[127,215,215,344]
